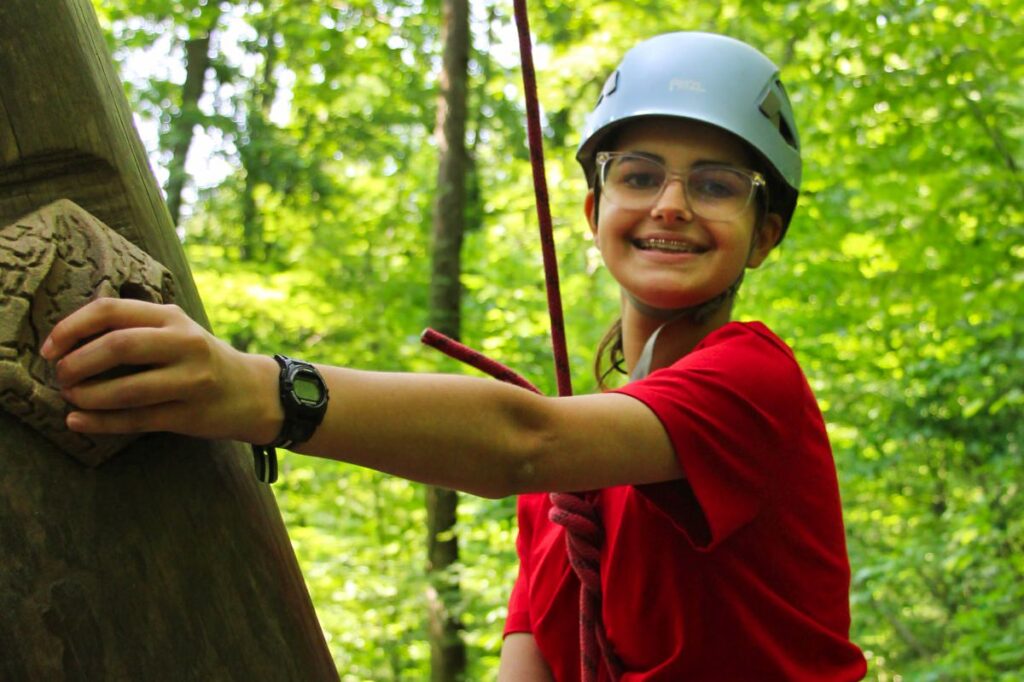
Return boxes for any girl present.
[42,32,866,680]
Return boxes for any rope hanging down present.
[509,0,572,399]
[420,2,620,679]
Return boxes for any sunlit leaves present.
[97,0,1023,678]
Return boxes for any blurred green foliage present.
[94,0,1022,679]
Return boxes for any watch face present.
[293,372,325,404]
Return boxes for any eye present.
[622,171,662,189]
[690,169,747,200]
[609,158,664,191]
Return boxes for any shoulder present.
[634,321,807,403]
[691,320,798,370]
[613,321,819,464]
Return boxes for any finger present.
[66,403,184,435]
[61,364,191,411]
[42,298,181,361]
[55,327,183,388]
[67,402,225,440]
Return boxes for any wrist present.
[249,353,286,446]
[256,354,330,449]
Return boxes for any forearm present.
[295,366,551,498]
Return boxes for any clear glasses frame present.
[596,151,766,221]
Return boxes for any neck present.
[622,296,733,375]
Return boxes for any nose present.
[650,177,694,223]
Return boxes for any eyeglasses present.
[596,151,765,221]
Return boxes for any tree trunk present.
[239,9,279,263]
[426,0,470,680]
[0,2,336,680]
[164,29,215,227]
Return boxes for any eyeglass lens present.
[602,155,754,219]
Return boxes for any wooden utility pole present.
[426,0,470,679]
[0,2,337,680]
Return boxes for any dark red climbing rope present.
[549,492,624,681]
[422,2,619,679]
[420,328,541,394]
[510,0,572,400]
[509,4,618,680]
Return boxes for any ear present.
[584,189,598,238]
[747,212,783,269]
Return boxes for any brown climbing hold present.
[0,199,175,467]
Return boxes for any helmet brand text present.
[669,79,706,93]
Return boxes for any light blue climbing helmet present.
[577,32,802,241]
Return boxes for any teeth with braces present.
[636,238,705,253]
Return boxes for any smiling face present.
[585,117,781,313]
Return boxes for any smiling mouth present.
[633,238,708,254]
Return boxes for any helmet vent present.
[774,80,798,150]
[778,113,798,150]
[595,70,620,108]
[760,80,799,151]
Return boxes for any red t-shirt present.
[504,321,866,681]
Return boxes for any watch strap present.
[252,444,279,484]
[251,354,329,484]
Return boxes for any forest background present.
[89,0,1021,679]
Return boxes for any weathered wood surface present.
[0,2,338,680]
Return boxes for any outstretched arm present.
[43,298,682,497]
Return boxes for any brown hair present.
[594,317,626,390]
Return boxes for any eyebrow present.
[621,150,744,168]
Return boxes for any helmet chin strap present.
[628,272,745,381]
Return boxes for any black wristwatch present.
[252,354,329,484]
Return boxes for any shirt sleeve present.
[503,495,533,636]
[613,325,798,550]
